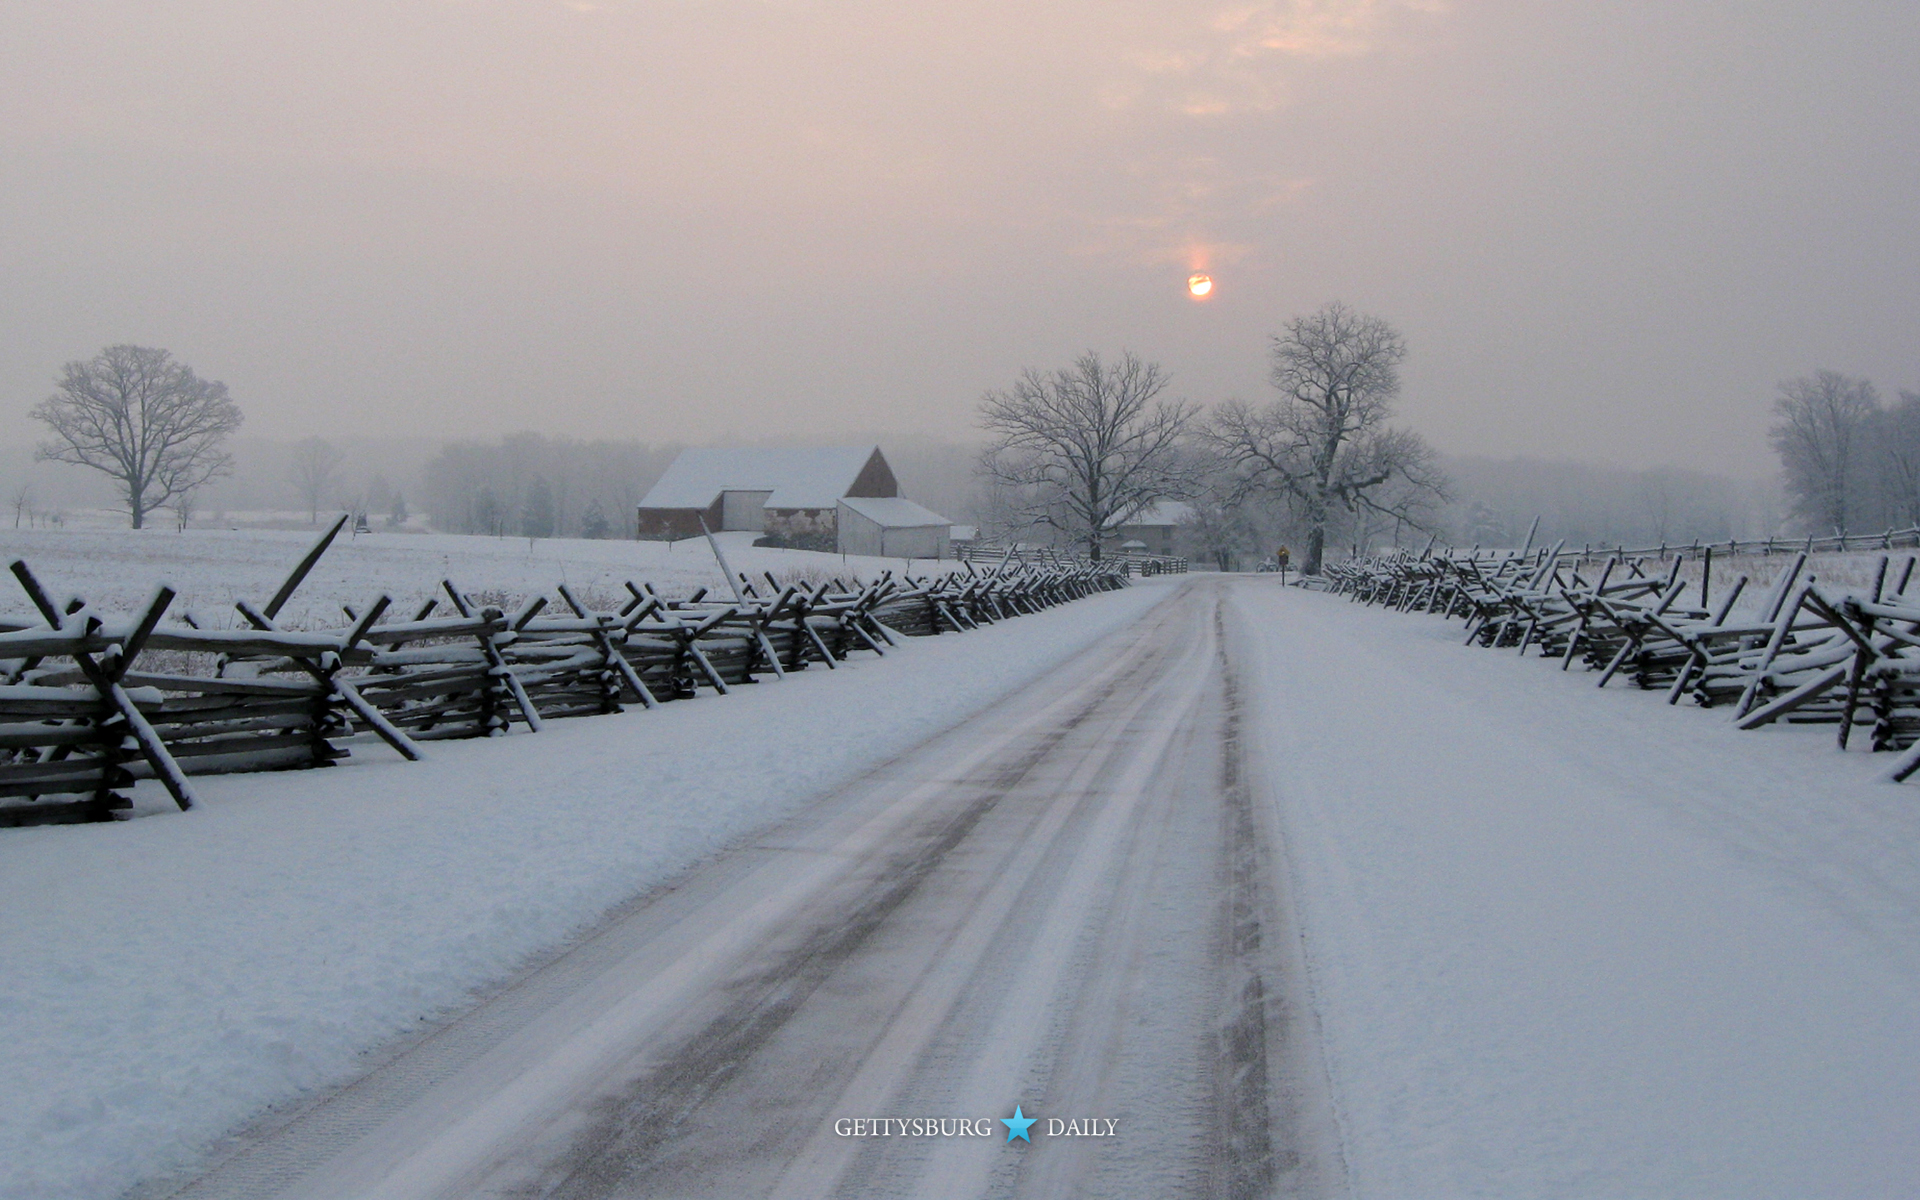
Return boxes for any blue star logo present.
[1002,1105,1036,1144]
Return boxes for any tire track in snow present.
[1212,595,1350,1200]
[154,580,1344,1200]
[1209,601,1278,1199]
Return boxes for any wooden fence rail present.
[955,542,1188,576]
[1428,525,1920,565]
[0,520,1129,826]
[1323,542,1920,784]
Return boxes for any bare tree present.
[1637,468,1677,544]
[1769,370,1880,535]
[290,436,346,524]
[170,486,199,532]
[1180,488,1260,571]
[1207,303,1446,574]
[11,484,33,530]
[978,351,1198,561]
[1874,391,1920,529]
[1350,462,1449,553]
[31,345,242,529]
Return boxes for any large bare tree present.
[290,436,346,524]
[1769,369,1879,535]
[1208,302,1445,574]
[978,351,1198,560]
[32,345,243,529]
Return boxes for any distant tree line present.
[31,336,1847,566]
[971,305,1896,570]
[422,434,678,539]
[1769,370,1920,536]
[1436,458,1777,551]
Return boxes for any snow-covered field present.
[1542,548,1902,613]
[1234,584,1920,1197]
[0,526,966,630]
[0,559,1174,1200]
[1691,548,1907,598]
[8,559,1918,1199]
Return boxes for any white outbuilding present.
[835,496,953,559]
[637,445,899,544]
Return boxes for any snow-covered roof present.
[950,525,979,541]
[640,446,883,510]
[838,496,950,528]
[1110,499,1194,529]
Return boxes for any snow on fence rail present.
[1326,544,1920,783]
[1441,524,1920,564]
[956,541,1188,576]
[0,518,1129,827]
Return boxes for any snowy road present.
[140,577,1920,1199]
[153,579,1340,1199]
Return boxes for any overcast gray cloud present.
[1,1,1914,474]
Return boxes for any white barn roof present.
[640,446,883,510]
[838,496,950,528]
[1112,499,1194,528]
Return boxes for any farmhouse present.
[1106,499,1193,557]
[637,445,953,555]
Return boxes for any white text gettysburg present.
[833,1118,1118,1137]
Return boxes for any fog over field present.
[8,9,1920,1198]
[3,1,1916,491]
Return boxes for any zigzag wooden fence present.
[956,542,1188,576]
[1440,524,1920,565]
[1325,544,1920,783]
[0,518,1129,826]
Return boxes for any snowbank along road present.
[139,576,1920,1198]
[148,578,1343,1199]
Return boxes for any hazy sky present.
[2,1,1915,475]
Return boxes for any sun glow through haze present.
[0,1,1915,476]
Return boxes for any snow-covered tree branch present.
[977,351,1199,560]
[1206,303,1447,573]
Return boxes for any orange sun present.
[1187,273,1214,298]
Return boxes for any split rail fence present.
[1448,523,1920,565]
[0,518,1128,826]
[1325,543,1920,784]
[956,542,1187,576]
